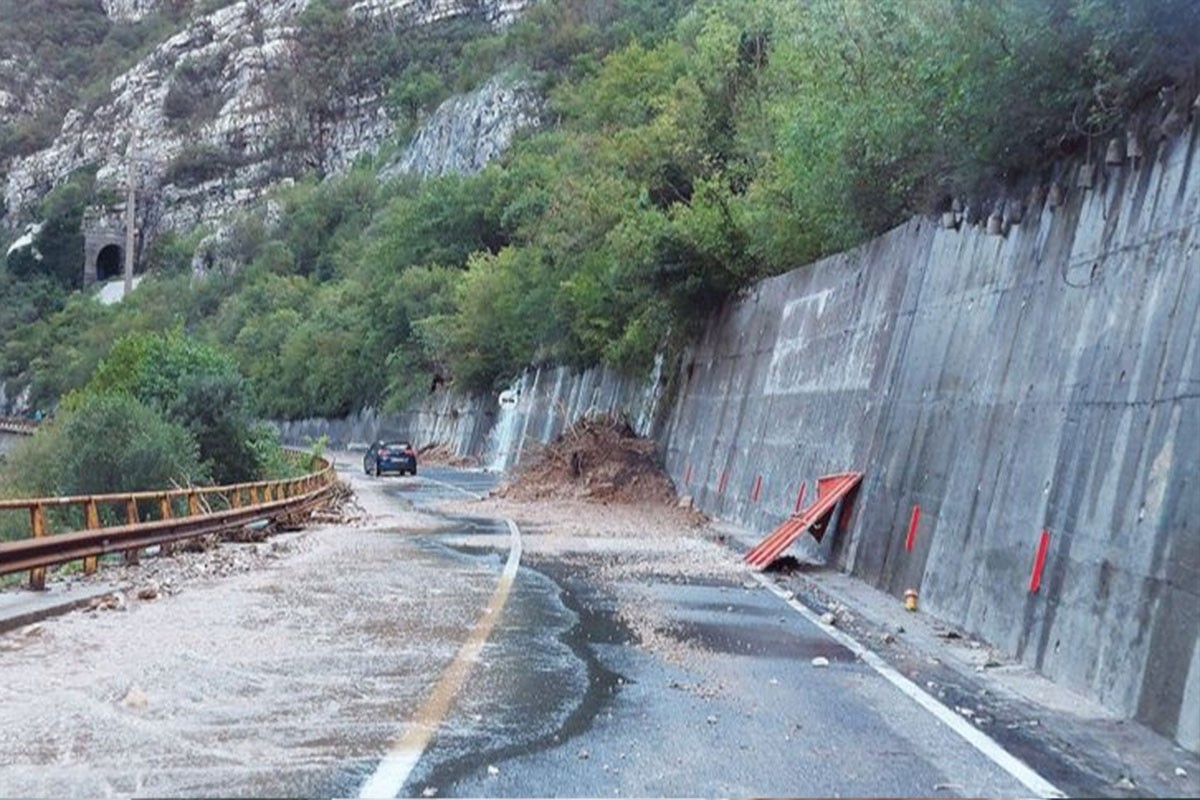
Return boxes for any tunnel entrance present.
[95,244,122,282]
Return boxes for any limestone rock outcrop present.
[382,74,543,180]
[2,0,535,237]
[101,0,167,23]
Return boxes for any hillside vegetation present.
[3,0,1198,420]
[0,0,197,165]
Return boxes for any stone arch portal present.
[82,204,136,287]
[95,244,122,282]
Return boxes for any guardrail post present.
[187,491,200,517]
[249,486,259,506]
[29,504,47,590]
[264,484,274,503]
[230,487,242,509]
[158,494,175,556]
[123,497,140,565]
[83,499,100,574]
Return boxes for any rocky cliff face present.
[2,0,534,236]
[382,73,542,180]
[100,0,172,23]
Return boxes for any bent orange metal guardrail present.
[0,456,336,590]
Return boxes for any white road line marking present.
[358,518,522,798]
[752,573,1065,799]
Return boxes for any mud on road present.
[0,456,1055,799]
[0,470,495,798]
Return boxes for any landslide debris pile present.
[498,415,676,504]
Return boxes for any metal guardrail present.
[0,455,337,589]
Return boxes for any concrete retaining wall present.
[662,130,1199,751]
[275,389,498,458]
[280,126,1198,749]
[275,359,666,471]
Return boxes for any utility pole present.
[124,130,137,297]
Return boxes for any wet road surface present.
[0,461,1045,797]
[379,467,1036,798]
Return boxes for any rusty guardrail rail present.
[0,454,336,589]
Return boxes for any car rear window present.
[384,443,411,453]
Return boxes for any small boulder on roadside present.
[136,582,160,601]
[89,592,126,612]
[120,686,148,710]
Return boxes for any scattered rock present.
[120,686,148,710]
[577,748,590,760]
[421,787,438,797]
[811,657,830,668]
[89,592,127,612]
[956,707,975,718]
[19,624,43,637]
[983,658,1002,668]
[677,495,694,510]
[136,582,160,601]
[936,629,962,640]
[706,715,718,725]
[487,765,499,776]
[1176,767,1188,778]
[1114,775,1136,790]
[819,612,836,626]
[880,632,896,645]
[764,555,803,575]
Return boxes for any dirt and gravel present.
[0,473,501,797]
[428,419,750,693]
[494,415,679,506]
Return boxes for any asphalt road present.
[369,465,1036,799]
[0,462,1050,798]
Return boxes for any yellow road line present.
[358,518,522,798]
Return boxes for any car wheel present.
[373,463,380,477]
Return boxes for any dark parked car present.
[363,440,418,476]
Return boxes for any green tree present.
[83,330,276,483]
[2,393,206,498]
